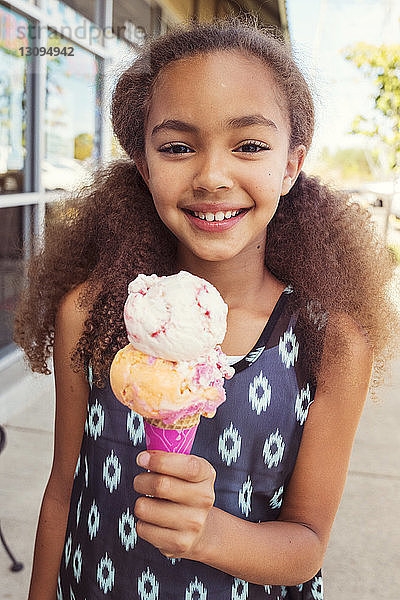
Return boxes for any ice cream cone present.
[145,413,200,429]
[110,272,235,455]
[143,414,200,454]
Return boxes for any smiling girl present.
[15,17,398,600]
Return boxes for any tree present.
[344,43,400,172]
[345,43,400,241]
[314,146,379,183]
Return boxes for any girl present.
[15,17,399,600]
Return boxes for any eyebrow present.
[151,114,278,137]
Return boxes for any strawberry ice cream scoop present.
[124,271,228,361]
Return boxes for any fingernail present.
[137,452,150,468]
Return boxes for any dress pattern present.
[58,287,325,599]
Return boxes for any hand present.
[133,451,216,560]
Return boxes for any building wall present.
[158,0,194,22]
[0,0,287,416]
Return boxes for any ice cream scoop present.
[123,271,228,361]
[110,344,233,423]
[110,271,234,453]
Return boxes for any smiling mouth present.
[183,208,250,222]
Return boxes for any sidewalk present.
[1,362,400,599]
[0,374,54,600]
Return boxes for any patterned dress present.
[57,287,326,600]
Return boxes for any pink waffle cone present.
[143,414,200,454]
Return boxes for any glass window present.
[43,31,101,191]
[47,0,103,45]
[106,34,135,161]
[0,4,31,195]
[0,205,34,358]
[61,0,98,26]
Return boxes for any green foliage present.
[314,146,379,182]
[75,133,93,160]
[344,43,400,171]
[0,46,24,59]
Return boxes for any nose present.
[192,151,233,193]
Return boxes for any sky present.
[286,0,400,164]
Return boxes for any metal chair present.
[0,424,24,572]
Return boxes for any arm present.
[28,285,89,600]
[133,315,373,586]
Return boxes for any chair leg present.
[0,425,24,572]
[0,521,24,572]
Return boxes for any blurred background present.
[0,1,399,598]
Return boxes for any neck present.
[176,240,279,309]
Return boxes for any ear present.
[281,145,307,196]
[134,154,150,187]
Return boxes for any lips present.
[186,208,245,221]
[183,203,250,213]
[182,207,251,231]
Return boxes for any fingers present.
[136,451,216,484]
[134,471,215,508]
[134,496,207,532]
[135,520,193,558]
[134,452,217,561]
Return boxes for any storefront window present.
[47,0,103,44]
[105,34,135,161]
[0,4,31,195]
[0,205,33,358]
[61,0,98,27]
[43,31,101,191]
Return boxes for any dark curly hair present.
[14,17,399,392]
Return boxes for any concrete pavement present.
[0,360,399,599]
[323,362,400,598]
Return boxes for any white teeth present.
[191,209,241,221]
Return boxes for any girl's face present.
[136,50,305,264]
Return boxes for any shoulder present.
[304,311,373,460]
[57,281,90,317]
[319,311,373,396]
[54,282,95,377]
[326,311,371,348]
[56,282,92,337]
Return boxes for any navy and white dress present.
[57,287,326,599]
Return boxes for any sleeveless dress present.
[57,287,326,600]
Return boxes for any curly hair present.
[14,17,399,392]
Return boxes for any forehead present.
[147,50,288,132]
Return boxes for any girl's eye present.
[234,141,270,153]
[158,141,270,154]
[159,143,193,154]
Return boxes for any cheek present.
[148,168,185,201]
[246,163,280,190]
[147,173,173,203]
[250,178,281,204]
[151,189,179,225]
[151,197,179,236]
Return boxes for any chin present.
[191,247,239,262]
